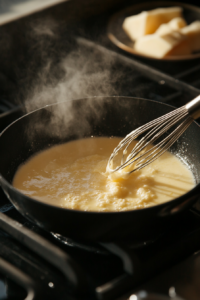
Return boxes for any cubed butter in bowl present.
[122,6,183,41]
[120,5,200,59]
[134,31,191,58]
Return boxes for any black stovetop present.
[1,1,200,299]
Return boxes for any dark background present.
[0,0,199,104]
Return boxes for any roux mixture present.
[13,137,195,211]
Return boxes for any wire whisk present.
[107,95,200,175]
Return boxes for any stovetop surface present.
[1,1,200,299]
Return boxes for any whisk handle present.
[185,95,200,120]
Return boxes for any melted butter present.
[13,137,195,212]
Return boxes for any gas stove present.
[1,1,200,300]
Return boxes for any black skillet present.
[0,96,200,242]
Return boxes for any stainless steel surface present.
[185,95,200,119]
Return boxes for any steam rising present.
[25,49,118,110]
[23,19,123,139]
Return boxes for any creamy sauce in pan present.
[13,137,195,211]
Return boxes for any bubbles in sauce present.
[13,137,195,212]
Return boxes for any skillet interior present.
[0,96,200,241]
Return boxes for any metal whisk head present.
[107,95,200,175]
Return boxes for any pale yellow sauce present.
[13,137,195,211]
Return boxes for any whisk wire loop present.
[124,108,188,164]
[107,96,200,175]
[118,116,191,172]
[128,116,193,173]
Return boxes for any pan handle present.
[0,212,88,294]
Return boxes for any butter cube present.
[181,21,200,52]
[155,17,187,35]
[122,7,183,41]
[169,17,187,30]
[134,31,191,58]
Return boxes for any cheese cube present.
[134,31,191,58]
[122,7,183,41]
[181,21,200,52]
[155,17,187,35]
